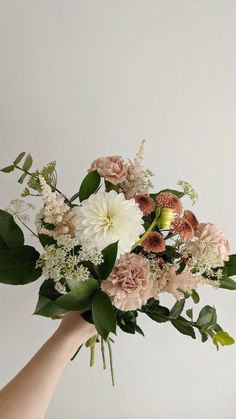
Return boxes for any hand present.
[56,311,97,345]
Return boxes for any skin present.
[0,312,96,419]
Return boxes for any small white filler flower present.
[72,190,144,256]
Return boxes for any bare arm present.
[0,312,96,419]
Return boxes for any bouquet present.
[1,141,236,385]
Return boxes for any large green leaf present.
[98,241,118,280]
[169,299,185,319]
[72,170,100,203]
[0,210,24,248]
[171,317,196,339]
[34,294,67,317]
[220,276,236,290]
[225,255,236,277]
[0,245,41,284]
[143,303,170,323]
[55,278,98,310]
[92,290,116,340]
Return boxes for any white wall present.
[0,1,236,418]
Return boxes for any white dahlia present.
[72,190,144,255]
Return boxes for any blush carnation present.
[89,156,128,185]
[142,231,166,253]
[101,253,159,311]
[171,217,194,241]
[156,192,183,216]
[196,223,230,262]
[134,194,155,215]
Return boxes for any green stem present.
[16,216,39,238]
[131,217,157,251]
[15,165,69,203]
[107,337,115,386]
[101,338,106,370]
[90,343,96,367]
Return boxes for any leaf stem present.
[16,215,39,238]
[90,343,96,367]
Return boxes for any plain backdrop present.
[0,1,236,419]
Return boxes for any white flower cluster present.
[6,199,35,224]
[120,140,154,199]
[177,180,199,205]
[182,239,225,277]
[37,235,103,293]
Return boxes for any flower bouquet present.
[1,141,236,385]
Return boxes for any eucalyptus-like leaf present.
[196,305,217,330]
[1,165,15,173]
[18,172,27,184]
[169,299,185,319]
[220,276,236,290]
[191,290,200,304]
[22,153,33,172]
[213,331,234,347]
[13,152,26,165]
[171,317,196,339]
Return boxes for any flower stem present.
[16,216,39,238]
[15,165,69,203]
[107,337,115,386]
[101,338,106,369]
[131,217,157,251]
[90,343,96,367]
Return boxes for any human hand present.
[56,311,96,346]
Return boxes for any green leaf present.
[13,152,26,165]
[196,305,217,330]
[38,233,56,248]
[22,153,33,171]
[1,165,15,173]
[176,261,186,274]
[98,241,118,280]
[186,308,193,320]
[66,277,98,297]
[18,172,27,184]
[0,245,41,284]
[213,331,235,347]
[144,305,170,323]
[165,246,180,259]
[191,290,200,304]
[171,317,196,339]
[225,255,236,277]
[77,170,100,202]
[169,299,185,319]
[55,279,98,311]
[39,279,61,300]
[0,210,24,248]
[92,290,116,339]
[105,181,120,192]
[220,276,236,290]
[199,329,209,343]
[34,294,67,317]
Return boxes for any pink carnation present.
[89,156,128,185]
[101,253,159,311]
[196,223,230,262]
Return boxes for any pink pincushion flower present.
[89,156,128,185]
[101,253,159,311]
[156,192,183,216]
[134,194,155,215]
[196,223,230,262]
[142,231,166,253]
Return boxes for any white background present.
[0,1,236,418]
